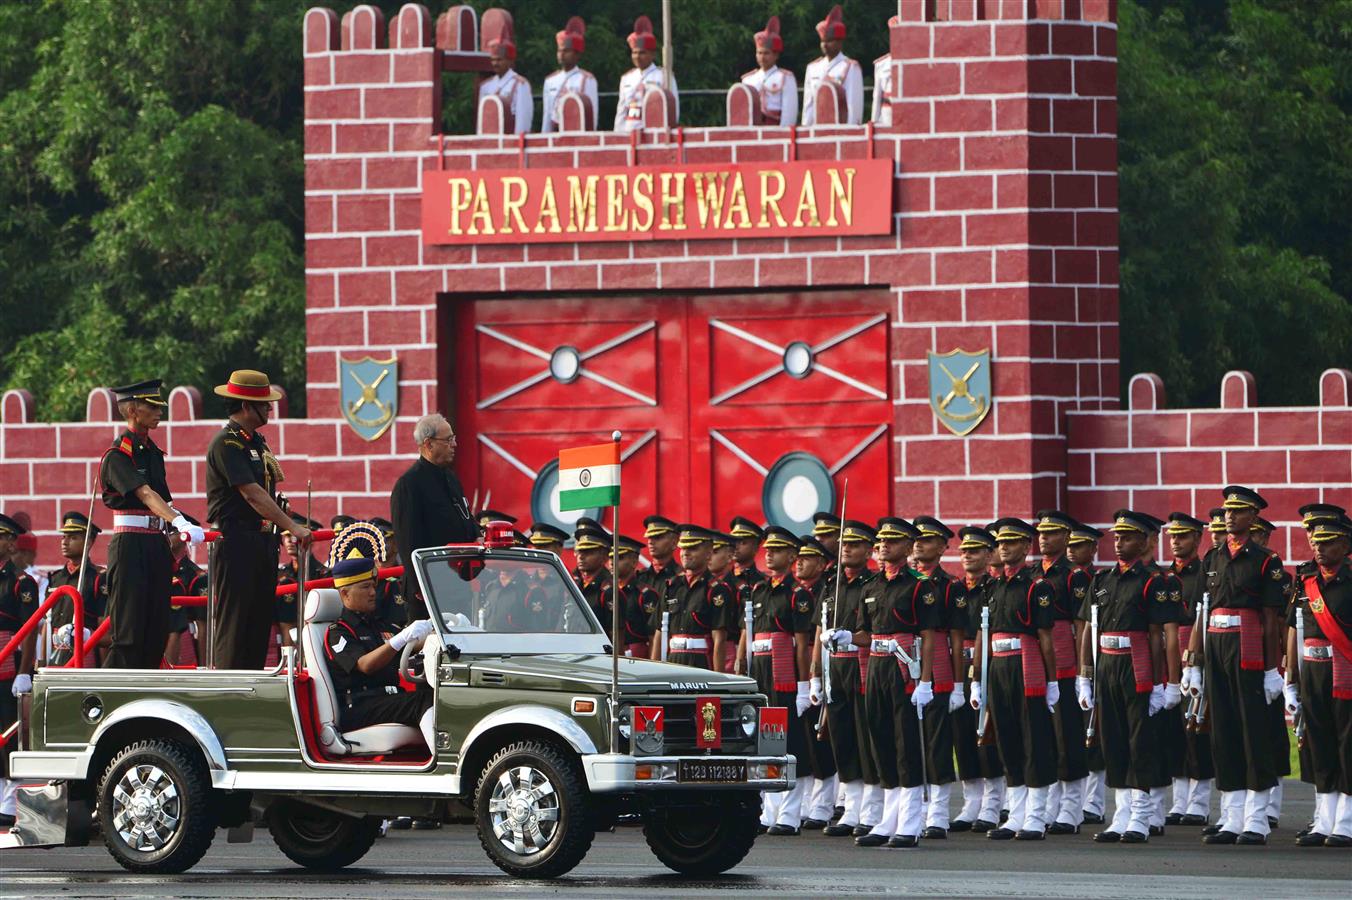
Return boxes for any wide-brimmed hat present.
[214,369,283,403]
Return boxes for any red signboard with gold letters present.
[422,159,892,245]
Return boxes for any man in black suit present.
[389,413,478,618]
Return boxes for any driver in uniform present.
[324,556,436,752]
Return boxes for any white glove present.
[53,623,91,651]
[1076,676,1094,710]
[1283,683,1300,716]
[1148,683,1164,716]
[809,676,823,706]
[389,618,434,651]
[1181,665,1202,697]
[172,514,205,545]
[11,673,32,696]
[1045,680,1060,711]
[1262,668,1283,705]
[969,681,983,710]
[820,628,852,650]
[911,680,934,710]
[1163,682,1182,710]
[795,681,811,716]
[949,684,966,712]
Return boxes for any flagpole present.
[610,429,622,754]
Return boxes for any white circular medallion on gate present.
[761,452,836,532]
[782,341,814,379]
[781,475,819,521]
[549,345,582,383]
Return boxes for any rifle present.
[1187,592,1210,733]
[1292,606,1305,748]
[818,480,848,734]
[976,606,992,740]
[1182,592,1205,730]
[1085,602,1099,747]
[660,609,670,662]
[743,594,753,675]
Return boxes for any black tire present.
[643,791,760,876]
[474,740,593,879]
[96,738,216,874]
[269,800,382,870]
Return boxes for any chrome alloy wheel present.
[487,765,560,856]
[111,763,182,852]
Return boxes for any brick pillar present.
[889,0,1118,520]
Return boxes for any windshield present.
[419,554,598,636]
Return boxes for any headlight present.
[616,705,632,739]
[739,703,757,737]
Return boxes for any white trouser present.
[809,774,838,821]
[958,778,983,822]
[837,779,847,807]
[1170,777,1189,815]
[0,777,17,817]
[839,780,865,827]
[1004,785,1029,832]
[861,783,885,827]
[1333,792,1352,839]
[980,776,1006,824]
[1217,790,1245,834]
[760,790,783,826]
[898,786,924,838]
[1023,785,1050,834]
[1109,789,1132,834]
[1243,788,1272,836]
[1126,789,1153,836]
[1312,792,1335,837]
[776,780,808,828]
[1149,786,1166,827]
[1086,769,1107,816]
[1187,778,1212,818]
[1266,780,1282,821]
[868,787,902,837]
[799,776,817,820]
[419,707,436,757]
[926,782,951,829]
[1057,777,1085,825]
[1046,781,1062,819]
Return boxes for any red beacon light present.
[483,520,516,548]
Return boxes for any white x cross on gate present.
[475,322,658,409]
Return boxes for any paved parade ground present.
[3,779,1347,899]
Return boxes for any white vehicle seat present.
[301,589,424,756]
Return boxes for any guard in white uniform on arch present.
[740,16,798,127]
[802,4,863,126]
[477,22,533,135]
[542,16,598,133]
[614,16,679,131]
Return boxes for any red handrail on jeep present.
[0,585,83,673]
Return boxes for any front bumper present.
[581,754,795,792]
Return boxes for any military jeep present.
[4,542,792,878]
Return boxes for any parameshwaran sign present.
[421,159,892,245]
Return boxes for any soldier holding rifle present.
[952,526,1004,833]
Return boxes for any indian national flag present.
[558,442,620,511]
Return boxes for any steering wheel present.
[399,639,427,684]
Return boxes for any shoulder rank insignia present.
[713,594,725,607]
[1038,595,1050,607]
[1074,586,1087,598]
[956,596,967,608]
[1155,590,1167,602]
[1271,567,1283,580]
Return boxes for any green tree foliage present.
[1119,0,1351,406]
[0,0,1346,419]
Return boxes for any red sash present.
[1179,624,1193,654]
[930,631,954,693]
[0,629,14,679]
[857,646,869,694]
[870,632,918,694]
[1208,606,1263,671]
[1051,619,1077,679]
[1305,577,1352,699]
[754,631,797,693]
[993,631,1047,697]
[1101,630,1153,693]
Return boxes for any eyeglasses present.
[427,434,457,444]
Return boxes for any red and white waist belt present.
[991,631,1047,697]
[1099,630,1152,693]
[753,631,797,693]
[1302,638,1333,661]
[991,636,1022,653]
[1207,607,1264,671]
[113,513,163,534]
[669,635,708,651]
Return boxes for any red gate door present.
[451,296,686,539]
[450,290,892,539]
[686,290,893,533]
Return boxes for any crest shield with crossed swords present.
[340,356,398,441]
[927,349,992,436]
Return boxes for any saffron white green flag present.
[559,442,620,510]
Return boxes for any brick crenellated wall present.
[3,2,1345,572]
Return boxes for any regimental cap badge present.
[676,524,713,548]
[841,520,877,544]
